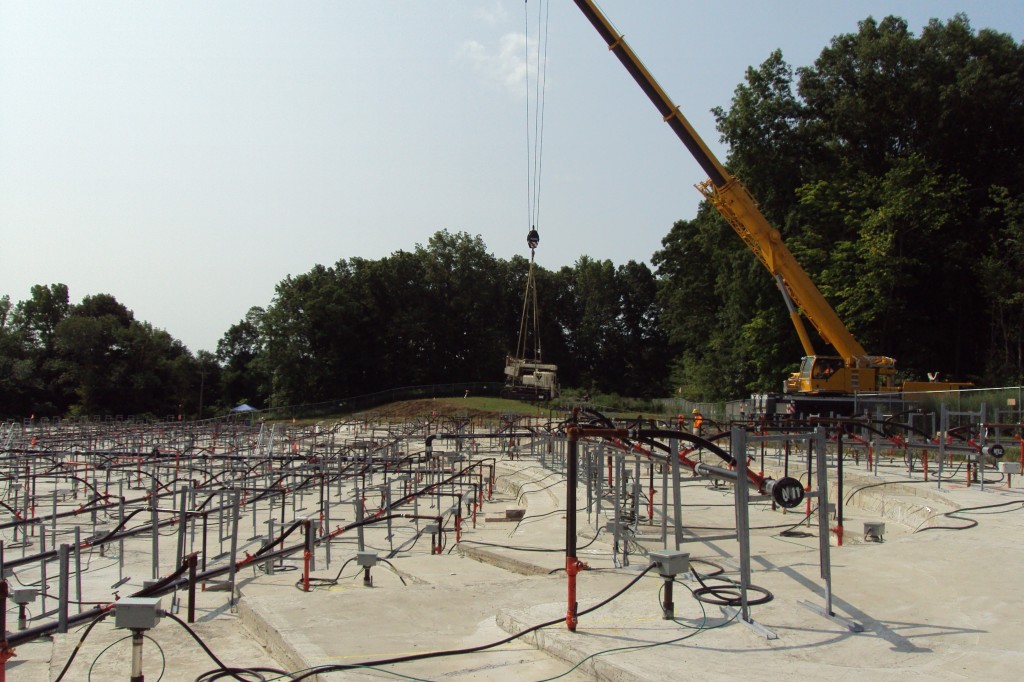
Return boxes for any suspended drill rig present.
[503,228,560,401]
[503,6,558,403]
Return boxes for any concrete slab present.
[8,424,1024,681]
[489,461,1024,682]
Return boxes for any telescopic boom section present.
[572,0,882,367]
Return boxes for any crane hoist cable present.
[517,0,550,363]
[525,0,550,238]
[515,240,542,361]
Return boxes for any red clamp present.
[565,557,588,631]
[0,643,14,669]
[830,524,845,546]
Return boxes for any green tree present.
[0,295,35,416]
[615,260,670,397]
[415,231,508,382]
[8,283,72,414]
[217,306,269,408]
[713,49,805,217]
[980,188,1024,383]
[14,283,70,353]
[195,350,221,418]
[261,264,339,405]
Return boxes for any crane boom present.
[572,0,885,367]
[564,0,977,406]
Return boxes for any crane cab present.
[786,356,844,394]
[785,355,900,395]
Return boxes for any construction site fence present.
[784,385,1024,421]
[659,385,1024,429]
[8,384,1022,430]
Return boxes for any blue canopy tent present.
[229,403,259,424]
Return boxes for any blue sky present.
[2,1,1022,353]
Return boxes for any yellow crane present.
[571,0,968,400]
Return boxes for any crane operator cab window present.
[811,357,844,381]
[876,370,897,391]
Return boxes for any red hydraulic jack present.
[565,419,584,630]
[301,519,315,592]
[830,428,847,547]
[0,580,13,682]
[565,414,621,631]
[565,556,587,631]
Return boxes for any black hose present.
[162,610,290,682]
[378,557,408,586]
[53,612,110,681]
[287,563,657,680]
[915,499,1024,533]
[298,556,357,591]
[691,570,773,607]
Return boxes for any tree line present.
[2,14,1021,418]
[0,286,201,418]
[213,232,670,410]
[0,244,668,418]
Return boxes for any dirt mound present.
[363,399,503,421]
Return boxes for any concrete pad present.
[491,466,1024,681]
[238,555,591,680]
[8,425,1024,681]
[47,611,284,681]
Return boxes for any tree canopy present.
[0,286,198,417]
[252,232,668,406]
